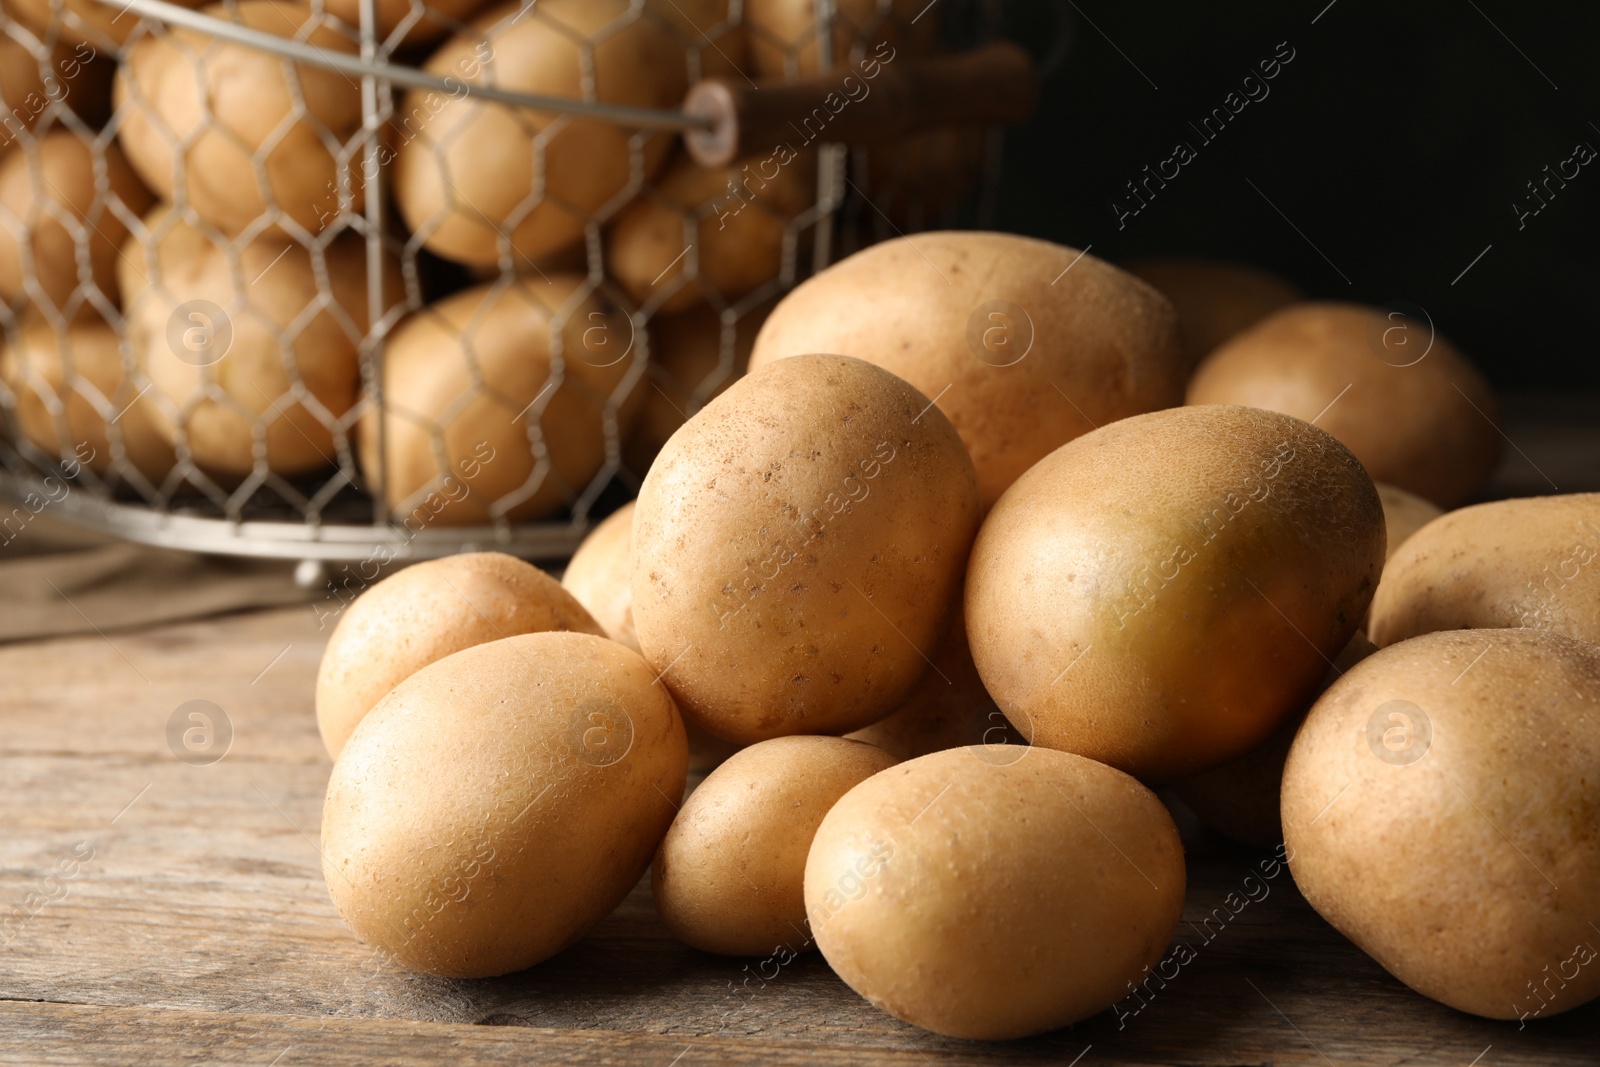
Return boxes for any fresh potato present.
[321,0,494,47]
[1187,302,1501,508]
[0,315,174,482]
[358,275,642,525]
[322,631,688,978]
[1369,493,1600,649]
[0,131,152,319]
[653,735,896,956]
[606,153,814,314]
[115,1,364,236]
[1123,257,1302,369]
[316,552,605,759]
[1282,627,1600,1019]
[392,0,685,268]
[632,353,980,743]
[860,125,985,230]
[746,0,936,77]
[966,405,1385,782]
[805,747,1185,1039]
[4,0,207,47]
[1376,482,1444,562]
[749,233,1185,510]
[0,39,113,152]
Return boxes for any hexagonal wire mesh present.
[0,0,1045,564]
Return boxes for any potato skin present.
[804,747,1185,1039]
[749,233,1185,510]
[1186,302,1501,508]
[653,735,896,956]
[316,552,604,759]
[1281,628,1600,1019]
[966,404,1385,782]
[1123,257,1302,369]
[322,631,687,978]
[1369,493,1600,649]
[632,353,980,743]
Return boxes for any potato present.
[606,152,814,315]
[805,746,1185,1039]
[1376,481,1443,562]
[322,631,688,978]
[646,0,748,80]
[0,39,113,152]
[1123,257,1302,368]
[358,274,641,525]
[653,735,896,956]
[966,405,1385,782]
[1369,493,1600,650]
[749,233,1185,510]
[316,552,604,759]
[860,126,985,230]
[321,0,494,47]
[747,0,936,77]
[0,131,153,319]
[392,0,685,268]
[1186,302,1501,508]
[115,1,364,236]
[1282,627,1600,1019]
[4,0,207,47]
[121,207,398,480]
[0,315,174,482]
[632,353,980,743]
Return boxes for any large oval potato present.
[749,233,1185,510]
[653,735,896,956]
[967,405,1385,782]
[805,747,1185,1039]
[1187,302,1501,508]
[322,631,687,978]
[1123,257,1302,369]
[1282,628,1600,1019]
[746,0,936,77]
[632,353,981,743]
[316,552,604,759]
[1369,493,1600,649]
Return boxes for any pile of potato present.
[314,229,1600,1038]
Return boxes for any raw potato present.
[358,274,641,525]
[0,39,113,152]
[1376,482,1443,562]
[0,315,175,482]
[966,405,1385,782]
[322,631,688,978]
[1123,257,1303,368]
[653,735,897,956]
[1282,628,1600,1019]
[749,233,1185,510]
[392,0,686,268]
[4,0,207,47]
[316,552,605,759]
[1368,493,1600,649]
[115,1,364,236]
[624,303,761,475]
[606,153,814,314]
[121,207,399,480]
[747,0,936,77]
[0,132,153,319]
[1187,302,1501,508]
[322,0,495,47]
[632,353,981,743]
[805,747,1186,1039]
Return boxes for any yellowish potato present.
[746,0,936,77]
[805,746,1186,1039]
[322,631,688,978]
[0,39,113,152]
[1369,493,1600,649]
[653,735,897,956]
[632,353,981,743]
[1123,257,1303,369]
[1375,482,1444,562]
[1282,627,1600,1019]
[316,552,605,759]
[966,405,1385,782]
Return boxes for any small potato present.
[1123,257,1303,369]
[1187,302,1501,508]
[1369,493,1600,649]
[1282,628,1600,1019]
[632,353,981,743]
[322,631,687,978]
[653,735,896,956]
[0,40,114,152]
[1376,482,1444,562]
[746,0,936,77]
[0,131,153,319]
[966,405,1385,782]
[805,747,1185,1039]
[316,552,604,759]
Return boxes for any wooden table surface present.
[3,400,1598,1066]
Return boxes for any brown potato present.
[0,39,113,152]
[646,0,749,80]
[653,735,896,956]
[1123,257,1303,369]
[322,0,494,47]
[1186,302,1501,508]
[746,0,936,77]
[4,0,207,47]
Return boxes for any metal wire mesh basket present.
[0,0,1042,567]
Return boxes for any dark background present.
[989,0,1599,390]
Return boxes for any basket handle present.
[683,42,1039,168]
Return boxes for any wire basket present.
[0,0,1040,568]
